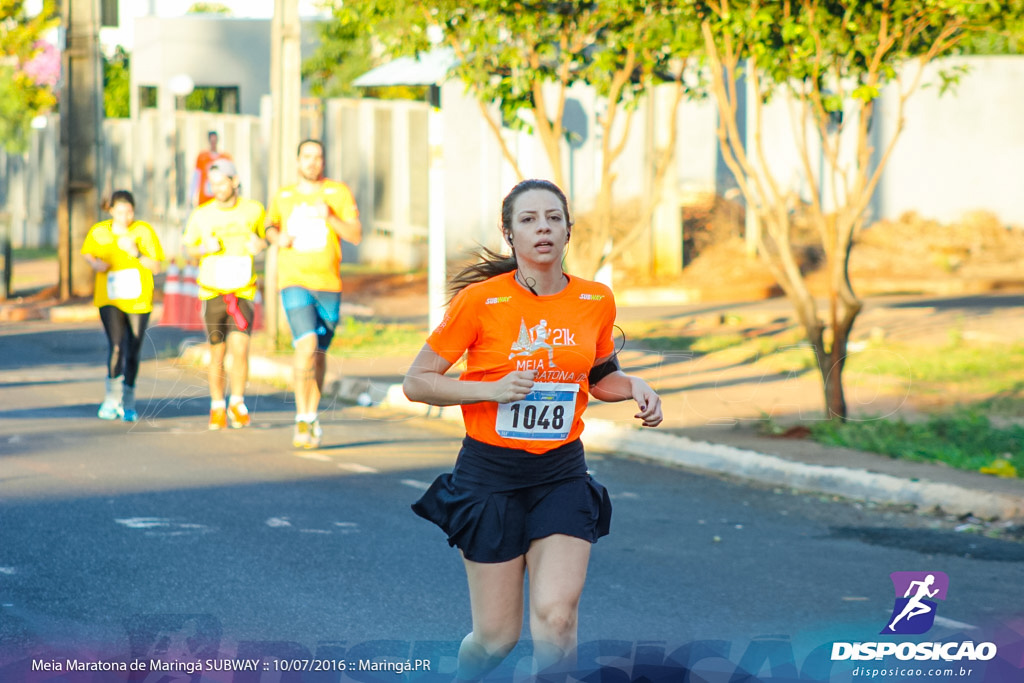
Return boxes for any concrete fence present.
[0,96,432,271]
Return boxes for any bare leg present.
[207,341,227,402]
[226,331,250,400]
[525,534,591,674]
[458,553,527,681]
[292,333,318,415]
[304,349,327,413]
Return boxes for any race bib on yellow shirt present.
[106,269,142,301]
[495,382,579,441]
[286,205,329,252]
[198,254,252,292]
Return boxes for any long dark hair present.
[448,179,573,299]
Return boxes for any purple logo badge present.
[881,571,949,635]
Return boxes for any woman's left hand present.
[117,235,140,259]
[630,377,663,427]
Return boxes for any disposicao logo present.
[831,571,998,663]
[882,571,948,635]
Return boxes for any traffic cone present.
[159,262,185,328]
[181,264,204,331]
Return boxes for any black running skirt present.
[411,435,612,563]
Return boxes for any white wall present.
[876,56,1024,226]
[130,16,322,117]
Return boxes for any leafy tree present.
[103,45,131,118]
[347,0,704,278]
[303,3,375,98]
[187,2,232,14]
[0,0,59,153]
[954,0,1024,54]
[696,0,1015,421]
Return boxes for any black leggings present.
[99,306,150,387]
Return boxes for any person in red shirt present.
[190,130,233,208]
[404,179,662,680]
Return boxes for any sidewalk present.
[7,256,1024,523]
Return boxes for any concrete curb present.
[373,384,1024,520]
[174,344,1024,521]
[580,422,1024,520]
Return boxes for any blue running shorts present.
[280,286,341,351]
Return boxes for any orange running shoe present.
[209,407,227,430]
[228,402,251,429]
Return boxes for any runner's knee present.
[469,629,518,660]
[531,600,578,639]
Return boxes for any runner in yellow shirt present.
[266,139,361,448]
[183,159,267,430]
[81,190,165,422]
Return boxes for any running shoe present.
[122,409,138,423]
[292,420,310,448]
[97,399,122,421]
[227,403,250,429]
[209,407,227,430]
[307,419,322,449]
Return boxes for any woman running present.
[81,190,165,422]
[403,179,662,679]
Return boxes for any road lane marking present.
[115,518,170,529]
[114,518,210,536]
[294,452,333,462]
[338,463,378,473]
[933,616,979,630]
[401,479,431,491]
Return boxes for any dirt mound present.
[665,204,1024,296]
[853,210,1024,280]
[343,271,428,301]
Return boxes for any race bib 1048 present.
[495,382,579,440]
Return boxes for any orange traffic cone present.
[159,262,185,328]
[181,264,205,331]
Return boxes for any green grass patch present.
[339,263,425,276]
[810,410,1024,478]
[13,246,57,260]
[326,316,426,358]
[691,332,746,354]
[846,341,1024,385]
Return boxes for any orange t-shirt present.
[267,179,360,292]
[195,150,233,205]
[427,271,616,454]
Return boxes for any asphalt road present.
[1,321,1022,682]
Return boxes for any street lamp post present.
[166,74,194,225]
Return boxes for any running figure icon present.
[888,574,939,631]
[509,318,558,367]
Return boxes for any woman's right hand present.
[87,256,111,273]
[491,370,537,404]
[202,236,223,255]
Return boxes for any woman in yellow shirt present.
[81,190,165,422]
